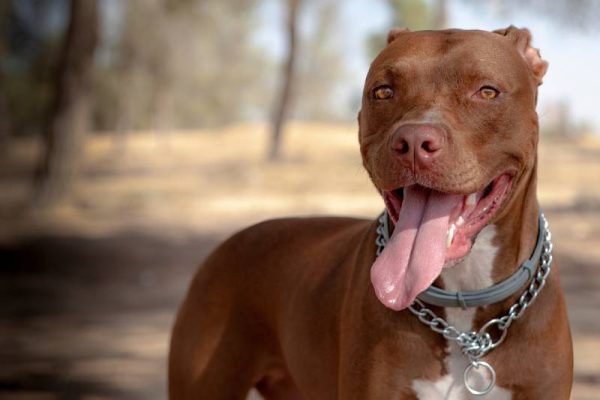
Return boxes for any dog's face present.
[362,27,548,310]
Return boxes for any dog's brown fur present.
[169,27,573,399]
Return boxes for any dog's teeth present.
[466,193,477,206]
[456,216,465,226]
[446,223,456,248]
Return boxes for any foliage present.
[0,0,274,134]
[95,0,273,131]
[1,0,355,135]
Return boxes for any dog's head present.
[361,27,548,310]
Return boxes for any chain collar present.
[374,211,554,395]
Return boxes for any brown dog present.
[169,27,573,399]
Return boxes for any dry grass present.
[2,122,599,236]
[1,123,377,238]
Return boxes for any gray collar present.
[376,210,545,309]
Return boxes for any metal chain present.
[375,212,553,395]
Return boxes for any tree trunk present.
[32,0,98,207]
[0,91,10,156]
[268,0,299,161]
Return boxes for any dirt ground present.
[0,123,599,399]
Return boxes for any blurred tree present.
[269,0,300,161]
[0,1,12,151]
[294,0,349,121]
[1,0,273,142]
[0,0,67,137]
[165,0,271,128]
[0,93,9,154]
[33,0,98,207]
[96,0,270,134]
[268,0,351,160]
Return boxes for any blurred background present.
[0,0,599,399]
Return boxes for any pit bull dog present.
[169,27,573,399]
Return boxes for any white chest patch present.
[411,225,512,400]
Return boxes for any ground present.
[0,123,599,399]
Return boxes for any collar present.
[376,210,545,309]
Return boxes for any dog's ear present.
[494,26,548,85]
[387,28,410,45]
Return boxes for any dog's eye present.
[373,86,394,100]
[478,86,500,100]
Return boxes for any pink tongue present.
[371,186,461,311]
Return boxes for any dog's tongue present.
[371,186,461,311]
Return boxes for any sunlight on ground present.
[1,122,599,239]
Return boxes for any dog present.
[169,26,573,399]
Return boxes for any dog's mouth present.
[371,173,513,311]
[383,173,513,261]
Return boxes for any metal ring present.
[463,361,496,396]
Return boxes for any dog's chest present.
[410,226,512,400]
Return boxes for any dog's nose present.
[392,124,445,168]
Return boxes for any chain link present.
[375,212,553,394]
